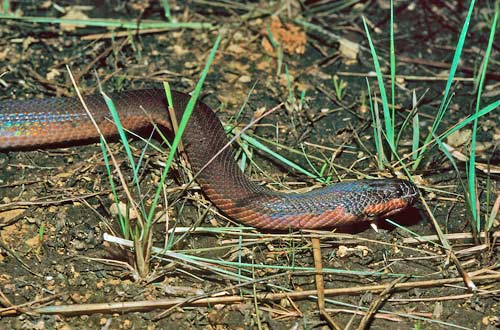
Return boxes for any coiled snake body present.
[0,89,418,230]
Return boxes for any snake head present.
[361,178,420,221]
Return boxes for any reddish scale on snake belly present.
[0,89,419,230]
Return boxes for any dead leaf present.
[46,69,61,81]
[238,75,252,83]
[0,208,26,225]
[109,201,138,220]
[60,7,91,32]
[172,44,188,56]
[25,234,42,248]
[226,43,246,55]
[339,38,359,65]
[446,129,471,147]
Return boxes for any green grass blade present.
[433,132,478,237]
[413,0,476,170]
[146,34,222,228]
[390,0,396,125]
[409,99,499,166]
[101,92,149,219]
[99,137,127,236]
[362,16,395,152]
[160,0,172,21]
[412,91,420,161]
[442,100,500,141]
[366,77,384,169]
[102,93,138,177]
[2,0,9,13]
[469,7,498,231]
[239,132,325,183]
[0,13,212,29]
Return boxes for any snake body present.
[0,89,418,230]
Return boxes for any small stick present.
[312,237,343,330]
[18,274,500,317]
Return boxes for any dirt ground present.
[0,1,499,329]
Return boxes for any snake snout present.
[394,179,419,202]
[382,178,420,208]
[382,179,418,199]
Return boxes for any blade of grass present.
[394,89,428,149]
[366,78,385,169]
[100,90,148,222]
[0,13,212,29]
[413,0,476,170]
[411,99,500,161]
[412,91,420,161]
[99,136,128,237]
[146,34,222,229]
[2,0,9,13]
[101,93,138,178]
[362,16,395,153]
[67,67,145,239]
[390,0,396,128]
[469,7,497,232]
[433,134,474,235]
[442,100,500,141]
[160,0,172,21]
[238,132,326,183]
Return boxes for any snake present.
[0,89,419,230]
